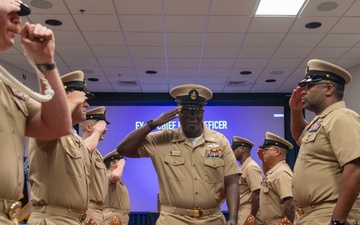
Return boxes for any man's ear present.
[85,123,93,132]
[324,83,335,96]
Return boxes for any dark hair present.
[330,81,344,100]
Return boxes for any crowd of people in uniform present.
[1,1,360,225]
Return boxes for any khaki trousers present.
[103,208,129,225]
[0,214,18,225]
[237,203,264,225]
[85,207,105,225]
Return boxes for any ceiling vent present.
[228,81,250,87]
[117,80,138,86]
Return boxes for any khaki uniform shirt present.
[104,172,130,211]
[29,129,91,212]
[138,123,239,209]
[260,160,293,222]
[238,157,263,225]
[88,149,108,207]
[293,101,360,207]
[86,149,108,224]
[104,171,130,225]
[0,81,39,201]
[239,157,262,206]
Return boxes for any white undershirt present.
[188,134,203,146]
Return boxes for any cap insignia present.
[190,90,197,100]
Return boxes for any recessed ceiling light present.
[317,2,338,12]
[145,70,157,75]
[87,78,99,82]
[305,22,322,29]
[30,0,53,9]
[265,79,276,83]
[45,19,62,26]
[255,0,307,16]
[240,71,252,75]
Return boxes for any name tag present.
[169,150,181,156]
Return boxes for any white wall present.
[0,60,38,91]
[344,64,360,114]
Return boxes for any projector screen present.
[90,105,285,212]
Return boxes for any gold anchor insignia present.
[190,90,196,100]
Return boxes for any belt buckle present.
[79,213,87,223]
[193,208,203,218]
[296,207,304,216]
[8,201,22,220]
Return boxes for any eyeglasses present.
[263,147,278,152]
[301,82,331,91]
[180,109,204,117]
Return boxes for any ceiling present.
[2,0,360,93]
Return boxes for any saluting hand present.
[93,120,107,134]
[67,91,87,106]
[1,0,21,15]
[257,148,264,162]
[152,107,181,127]
[289,87,304,111]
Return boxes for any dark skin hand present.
[225,174,239,225]
[117,107,180,157]
[250,189,260,216]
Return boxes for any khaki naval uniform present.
[0,81,40,225]
[260,160,293,225]
[138,124,239,225]
[85,149,108,225]
[103,171,130,225]
[293,101,360,225]
[27,129,91,225]
[238,157,263,225]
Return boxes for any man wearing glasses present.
[258,132,295,225]
[289,59,360,225]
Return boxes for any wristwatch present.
[331,219,345,225]
[147,119,157,130]
[36,63,56,72]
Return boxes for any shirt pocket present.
[65,146,84,177]
[94,159,106,180]
[203,158,224,184]
[261,185,273,204]
[164,155,185,181]
[300,132,317,159]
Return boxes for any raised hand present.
[1,0,21,16]
[289,87,304,111]
[21,22,55,64]
[152,107,181,127]
[93,120,107,134]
